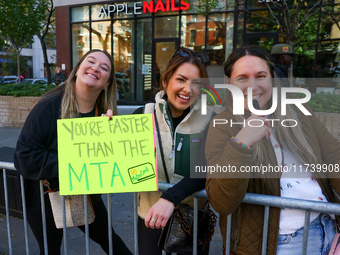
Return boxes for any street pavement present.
[0,127,223,255]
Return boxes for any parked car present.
[22,78,48,85]
[1,75,18,84]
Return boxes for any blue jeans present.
[277,214,336,255]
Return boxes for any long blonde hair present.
[40,49,117,119]
[224,45,318,165]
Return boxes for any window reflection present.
[91,21,112,54]
[206,13,233,65]
[181,15,205,51]
[71,6,89,22]
[113,20,134,101]
[72,23,90,67]
[136,19,152,101]
[155,16,179,38]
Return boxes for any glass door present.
[151,39,180,101]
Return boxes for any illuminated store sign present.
[99,0,190,17]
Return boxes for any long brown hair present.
[224,45,317,165]
[40,49,117,119]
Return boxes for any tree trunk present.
[38,34,52,84]
[16,48,21,83]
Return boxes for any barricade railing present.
[2,161,340,255]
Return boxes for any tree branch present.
[297,0,323,32]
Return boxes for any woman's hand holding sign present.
[101,109,113,120]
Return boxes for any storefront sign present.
[57,114,157,195]
[99,0,190,17]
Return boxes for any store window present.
[91,4,110,20]
[246,10,277,33]
[72,23,90,67]
[181,15,205,51]
[155,16,179,38]
[71,6,89,22]
[91,21,112,54]
[136,18,152,101]
[113,19,134,101]
[206,13,233,65]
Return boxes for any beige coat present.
[138,91,214,218]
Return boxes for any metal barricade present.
[2,161,340,255]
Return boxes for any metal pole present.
[302,211,311,255]
[39,180,48,255]
[3,169,13,255]
[20,175,30,255]
[193,197,198,255]
[261,206,270,255]
[226,214,232,255]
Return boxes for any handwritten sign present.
[57,114,157,195]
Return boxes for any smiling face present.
[164,62,201,118]
[75,51,112,93]
[228,55,272,111]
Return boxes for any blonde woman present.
[205,45,340,255]
[14,49,132,255]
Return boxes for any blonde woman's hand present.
[235,114,271,147]
[101,109,113,120]
[144,198,175,229]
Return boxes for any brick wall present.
[0,96,39,128]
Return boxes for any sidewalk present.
[0,127,223,254]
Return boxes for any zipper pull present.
[177,137,184,151]
[169,144,175,159]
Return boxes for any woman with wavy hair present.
[14,49,132,255]
[205,45,340,255]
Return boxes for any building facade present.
[0,36,56,79]
[54,0,340,103]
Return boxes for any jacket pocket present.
[174,133,201,177]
